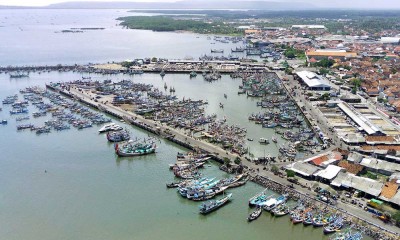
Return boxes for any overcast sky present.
[1,0,400,8]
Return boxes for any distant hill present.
[0,1,316,10]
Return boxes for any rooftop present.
[296,71,331,89]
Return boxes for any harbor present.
[1,8,400,240]
[1,69,397,239]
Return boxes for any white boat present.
[259,138,269,144]
[98,123,123,133]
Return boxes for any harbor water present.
[0,9,337,240]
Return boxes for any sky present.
[1,0,400,8]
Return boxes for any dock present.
[46,83,239,164]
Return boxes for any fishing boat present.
[323,217,343,234]
[190,71,197,78]
[10,108,28,114]
[302,212,313,225]
[247,207,262,222]
[98,123,122,133]
[114,140,156,157]
[259,138,269,144]
[291,213,304,224]
[272,204,290,217]
[312,214,326,227]
[329,228,363,240]
[211,49,224,53]
[231,47,245,52]
[248,189,273,207]
[106,130,130,142]
[10,72,29,78]
[199,193,232,214]
[262,194,287,211]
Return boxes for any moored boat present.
[247,207,262,222]
[114,140,156,157]
[199,193,232,214]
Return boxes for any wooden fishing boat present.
[199,193,232,214]
[247,207,262,222]
[114,141,156,157]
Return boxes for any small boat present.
[259,138,269,144]
[248,189,273,207]
[302,212,313,225]
[211,49,224,53]
[272,204,290,217]
[247,207,262,222]
[272,136,277,143]
[160,70,166,77]
[199,193,232,214]
[106,130,130,142]
[247,138,253,141]
[190,71,197,78]
[98,123,122,133]
[224,94,227,99]
[1,119,7,125]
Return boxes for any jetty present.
[46,83,241,163]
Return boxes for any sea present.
[0,9,336,240]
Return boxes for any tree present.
[151,57,158,63]
[234,157,241,165]
[393,210,400,226]
[286,169,295,178]
[223,157,231,167]
[351,78,362,89]
[271,164,279,174]
[319,68,329,76]
[285,51,296,59]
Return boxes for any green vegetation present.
[117,16,242,35]
[234,157,241,165]
[286,169,295,178]
[311,58,335,68]
[271,164,279,174]
[393,211,400,226]
[223,157,231,167]
[130,10,400,35]
[284,47,305,59]
[364,171,378,180]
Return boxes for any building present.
[380,37,400,45]
[337,102,384,136]
[331,172,384,197]
[314,165,344,182]
[285,162,321,179]
[295,71,331,91]
[291,25,326,29]
[306,50,358,61]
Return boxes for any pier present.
[46,83,231,163]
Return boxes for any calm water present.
[0,9,245,66]
[0,9,330,240]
